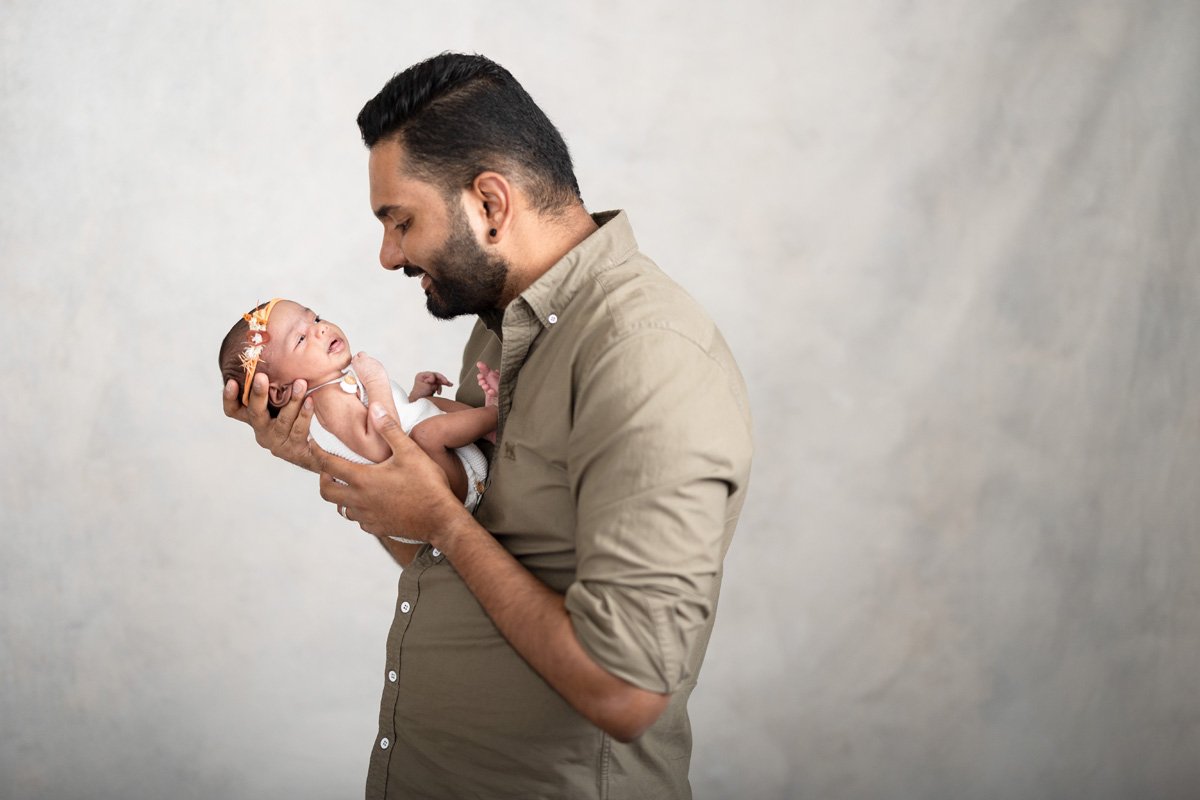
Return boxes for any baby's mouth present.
[328,338,343,354]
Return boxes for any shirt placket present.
[495,301,541,445]
[367,546,443,796]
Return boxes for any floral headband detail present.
[240,298,282,405]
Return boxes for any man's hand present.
[314,403,468,543]
[318,403,670,740]
[223,372,318,472]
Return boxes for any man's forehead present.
[368,140,414,189]
[368,140,440,211]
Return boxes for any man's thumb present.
[369,403,410,448]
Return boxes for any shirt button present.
[547,313,558,324]
[388,670,397,683]
[380,737,390,750]
[431,548,441,558]
[400,601,412,613]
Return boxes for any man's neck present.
[500,204,599,305]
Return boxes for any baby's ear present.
[268,381,293,408]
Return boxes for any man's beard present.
[413,205,509,320]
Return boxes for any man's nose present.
[380,233,407,271]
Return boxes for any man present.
[223,53,753,799]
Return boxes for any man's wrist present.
[293,452,320,473]
[430,502,485,556]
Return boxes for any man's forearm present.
[438,514,669,742]
[313,408,666,734]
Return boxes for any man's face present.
[368,140,509,320]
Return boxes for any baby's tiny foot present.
[477,361,500,408]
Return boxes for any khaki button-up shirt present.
[366,211,753,799]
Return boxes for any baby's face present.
[264,300,352,385]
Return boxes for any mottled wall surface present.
[2,2,1197,798]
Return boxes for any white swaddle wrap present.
[308,374,488,543]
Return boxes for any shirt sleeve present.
[563,325,753,693]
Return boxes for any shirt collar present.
[513,210,636,329]
[476,210,636,338]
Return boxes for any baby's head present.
[219,299,352,416]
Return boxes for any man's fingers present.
[309,437,333,476]
[273,378,309,430]
[245,372,273,428]
[318,469,351,505]
[312,440,366,485]
[223,380,249,422]
[309,439,336,486]
[369,403,420,456]
[274,381,304,422]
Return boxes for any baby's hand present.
[410,370,453,401]
[476,361,500,408]
[352,352,390,386]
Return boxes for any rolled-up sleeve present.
[563,325,753,693]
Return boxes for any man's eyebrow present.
[373,203,405,220]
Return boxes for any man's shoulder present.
[567,253,748,419]
[580,253,716,346]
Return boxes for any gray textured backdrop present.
[3,1,1198,798]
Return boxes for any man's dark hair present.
[357,53,582,215]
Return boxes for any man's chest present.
[474,333,580,587]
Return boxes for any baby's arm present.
[310,353,401,464]
[409,361,499,452]
[313,384,394,463]
[409,371,453,401]
[354,354,476,502]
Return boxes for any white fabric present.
[308,379,489,540]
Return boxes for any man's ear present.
[268,380,293,408]
[469,171,512,241]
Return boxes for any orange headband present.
[239,298,283,405]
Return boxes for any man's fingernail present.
[371,404,387,418]
[303,397,313,410]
